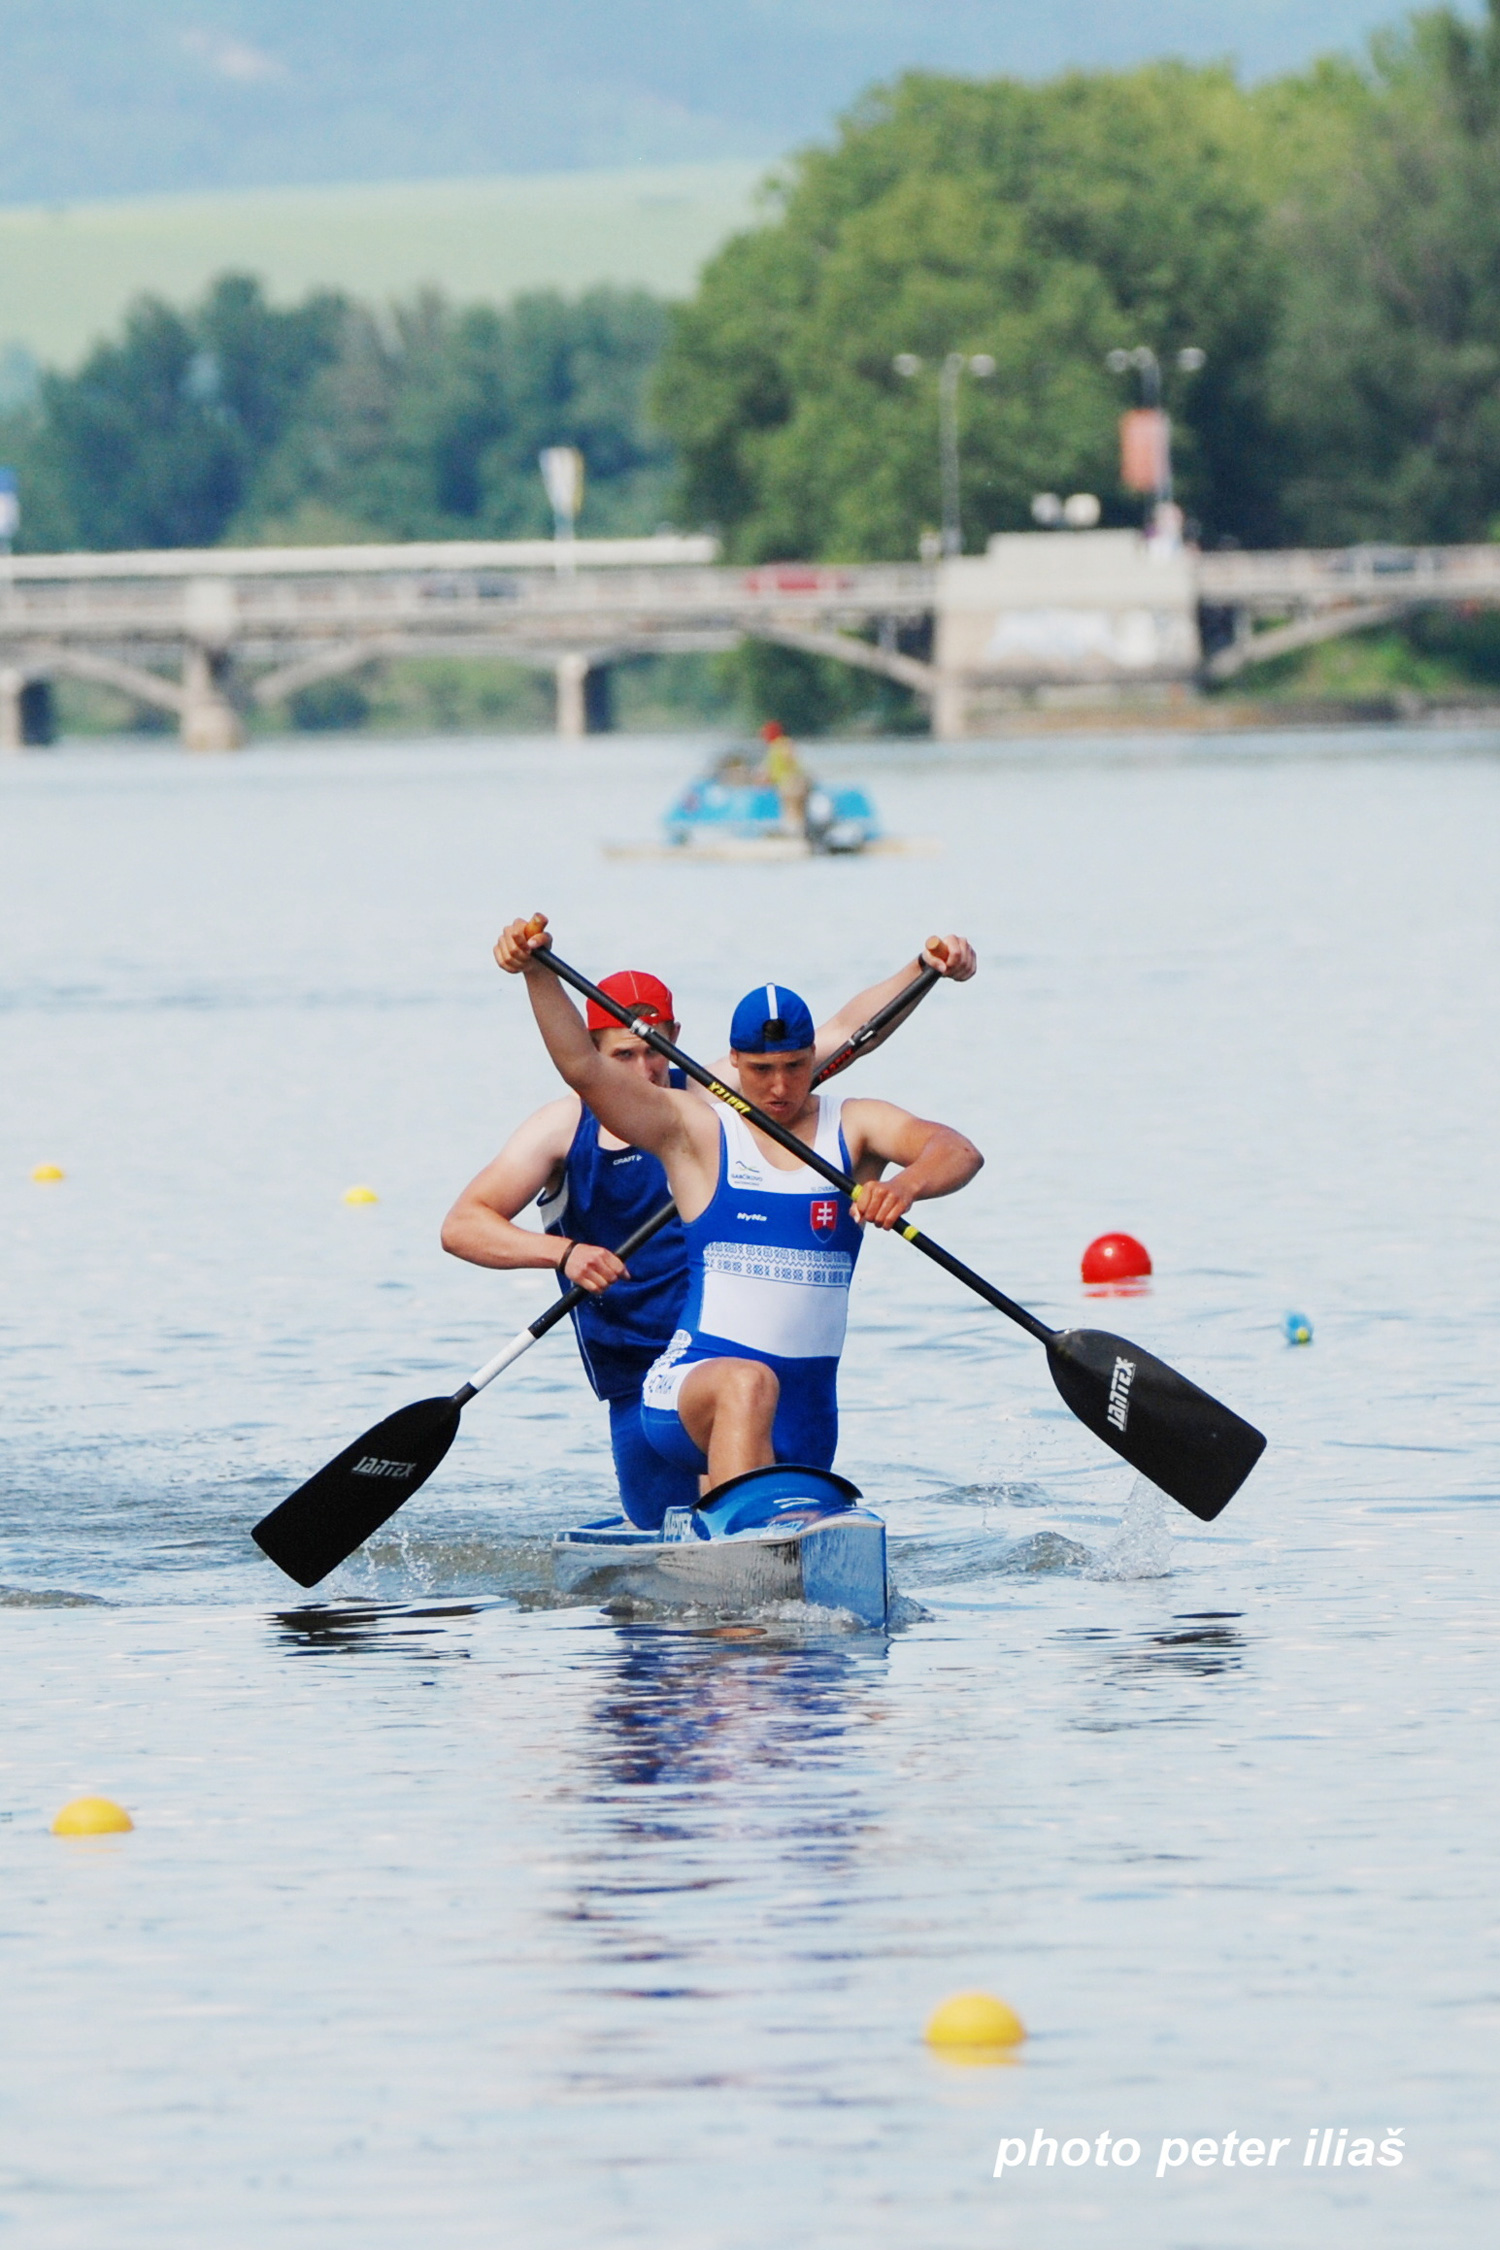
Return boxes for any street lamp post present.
[895,350,996,557]
[1105,345,1205,538]
[538,445,585,572]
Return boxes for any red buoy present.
[1081,1232,1152,1285]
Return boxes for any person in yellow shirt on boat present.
[758,719,809,834]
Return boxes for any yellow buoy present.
[342,1185,379,1205]
[51,1796,134,1836]
[31,1163,65,1183]
[924,1990,1027,2053]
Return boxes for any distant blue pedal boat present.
[552,1464,888,1626]
[663,764,880,856]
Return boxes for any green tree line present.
[660,2,1500,558]
[0,278,674,551]
[6,7,1500,562]
[7,5,1500,730]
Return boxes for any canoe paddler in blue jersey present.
[491,915,983,1493]
[447,939,976,1524]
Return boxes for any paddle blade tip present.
[1163,1421,1267,1521]
[1045,1327,1267,1522]
[249,1396,464,1587]
[250,1512,329,1588]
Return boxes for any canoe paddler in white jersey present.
[493,915,984,1491]
[449,938,976,1523]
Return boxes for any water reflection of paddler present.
[493,916,983,1493]
[446,935,977,1527]
[578,1623,887,1797]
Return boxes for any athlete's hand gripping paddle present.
[252,963,944,1587]
[532,941,1266,1523]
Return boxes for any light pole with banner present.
[894,351,996,556]
[0,467,18,554]
[538,446,585,571]
[1105,345,1205,545]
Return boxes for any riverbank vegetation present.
[0,278,673,551]
[660,4,1500,559]
[7,3,1500,729]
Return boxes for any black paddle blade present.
[251,1397,463,1588]
[1044,1329,1266,1523]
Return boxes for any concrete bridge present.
[4,531,1499,747]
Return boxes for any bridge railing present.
[0,558,936,640]
[1197,544,1500,608]
[7,534,1500,747]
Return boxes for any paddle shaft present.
[810,960,941,1082]
[533,947,1055,1346]
[455,962,948,1403]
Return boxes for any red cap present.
[586,969,676,1033]
[760,720,785,742]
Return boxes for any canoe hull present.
[552,1465,888,1626]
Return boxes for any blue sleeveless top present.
[538,1073,690,1396]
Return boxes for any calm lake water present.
[2,728,1497,2247]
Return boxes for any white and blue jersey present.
[640,1094,863,1472]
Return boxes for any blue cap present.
[729,982,816,1054]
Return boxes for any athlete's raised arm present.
[494,915,711,1177]
[707,934,977,1085]
[812,934,977,1070]
[840,1098,983,1230]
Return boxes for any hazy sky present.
[0,1,1443,200]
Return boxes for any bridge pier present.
[0,667,21,752]
[181,645,243,752]
[554,652,588,738]
[0,668,53,750]
[932,671,968,742]
[553,651,613,736]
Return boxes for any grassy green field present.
[0,161,768,368]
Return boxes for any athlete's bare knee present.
[678,1358,778,1459]
[720,1359,778,1414]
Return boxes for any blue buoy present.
[1284,1312,1313,1346]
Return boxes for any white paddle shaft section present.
[466,1326,540,1394]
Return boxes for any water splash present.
[1004,1529,1093,1574]
[0,1582,111,1608]
[331,1524,560,1605]
[1091,1476,1174,1580]
[890,1526,1090,1588]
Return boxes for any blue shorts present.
[606,1396,700,1530]
[639,1349,839,1477]
[575,1338,662,1405]
[566,1336,698,1528]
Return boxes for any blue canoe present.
[664,773,880,855]
[552,1464,888,1626]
